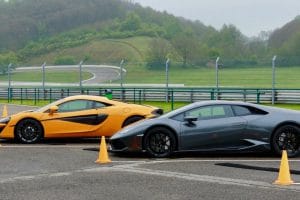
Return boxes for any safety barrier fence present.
[3,87,300,108]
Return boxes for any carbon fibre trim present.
[42,114,108,125]
[60,114,108,125]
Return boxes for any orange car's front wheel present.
[15,119,43,144]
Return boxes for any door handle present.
[232,123,245,126]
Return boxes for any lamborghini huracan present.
[110,100,300,158]
[0,95,163,143]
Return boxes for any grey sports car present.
[110,100,300,158]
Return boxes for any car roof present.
[163,100,258,117]
[35,95,124,113]
[189,100,254,107]
[63,95,110,101]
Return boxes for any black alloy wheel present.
[15,119,43,144]
[272,125,300,157]
[144,127,176,158]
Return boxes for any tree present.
[0,52,17,74]
[172,31,198,67]
[120,12,142,32]
[146,38,171,70]
[277,32,300,66]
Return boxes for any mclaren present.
[0,95,162,143]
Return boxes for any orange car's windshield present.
[35,98,66,113]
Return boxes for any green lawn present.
[1,65,299,88]
[21,35,300,88]
[0,71,92,83]
[25,37,151,65]
[143,102,300,113]
[2,99,300,113]
[123,66,300,88]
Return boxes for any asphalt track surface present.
[0,65,123,87]
[0,105,300,200]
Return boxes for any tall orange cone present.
[95,136,111,164]
[273,150,294,185]
[2,105,8,118]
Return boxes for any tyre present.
[15,119,43,144]
[122,116,144,127]
[144,127,176,158]
[272,125,300,157]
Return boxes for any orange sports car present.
[0,95,163,143]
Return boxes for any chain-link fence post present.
[120,59,125,101]
[79,60,84,94]
[272,55,277,105]
[42,62,46,99]
[215,57,220,100]
[7,63,12,102]
[165,58,170,102]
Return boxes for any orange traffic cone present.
[95,136,111,164]
[273,150,294,185]
[2,105,8,118]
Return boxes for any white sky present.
[133,0,300,37]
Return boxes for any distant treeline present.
[0,0,300,70]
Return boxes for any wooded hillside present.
[0,0,299,69]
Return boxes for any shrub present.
[54,55,76,65]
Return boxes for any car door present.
[40,99,107,137]
[179,105,247,150]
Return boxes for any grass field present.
[2,65,300,88]
[18,35,300,88]
[122,65,300,88]
[2,99,300,113]
[144,101,300,112]
[0,71,92,83]
[25,37,154,65]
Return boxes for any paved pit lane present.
[0,140,300,200]
[0,105,300,199]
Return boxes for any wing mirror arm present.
[184,116,197,125]
[49,106,58,115]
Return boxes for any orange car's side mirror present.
[49,106,58,115]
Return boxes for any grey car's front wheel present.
[272,125,300,157]
[15,119,43,144]
[144,127,176,158]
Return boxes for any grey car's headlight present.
[0,117,10,124]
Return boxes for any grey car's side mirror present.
[184,116,197,124]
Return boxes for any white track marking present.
[99,166,300,191]
[1,145,300,162]
[1,164,299,192]
[0,145,98,148]
[82,71,96,83]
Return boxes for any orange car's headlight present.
[0,117,10,124]
[151,108,163,116]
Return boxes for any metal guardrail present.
[3,87,300,107]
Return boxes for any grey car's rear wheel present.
[144,127,176,158]
[272,125,300,157]
[15,119,43,144]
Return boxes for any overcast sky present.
[133,0,300,37]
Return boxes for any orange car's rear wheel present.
[15,119,43,144]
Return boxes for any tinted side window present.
[232,106,251,116]
[232,105,268,116]
[94,101,109,109]
[185,105,233,120]
[58,100,93,112]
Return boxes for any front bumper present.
[109,134,144,152]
